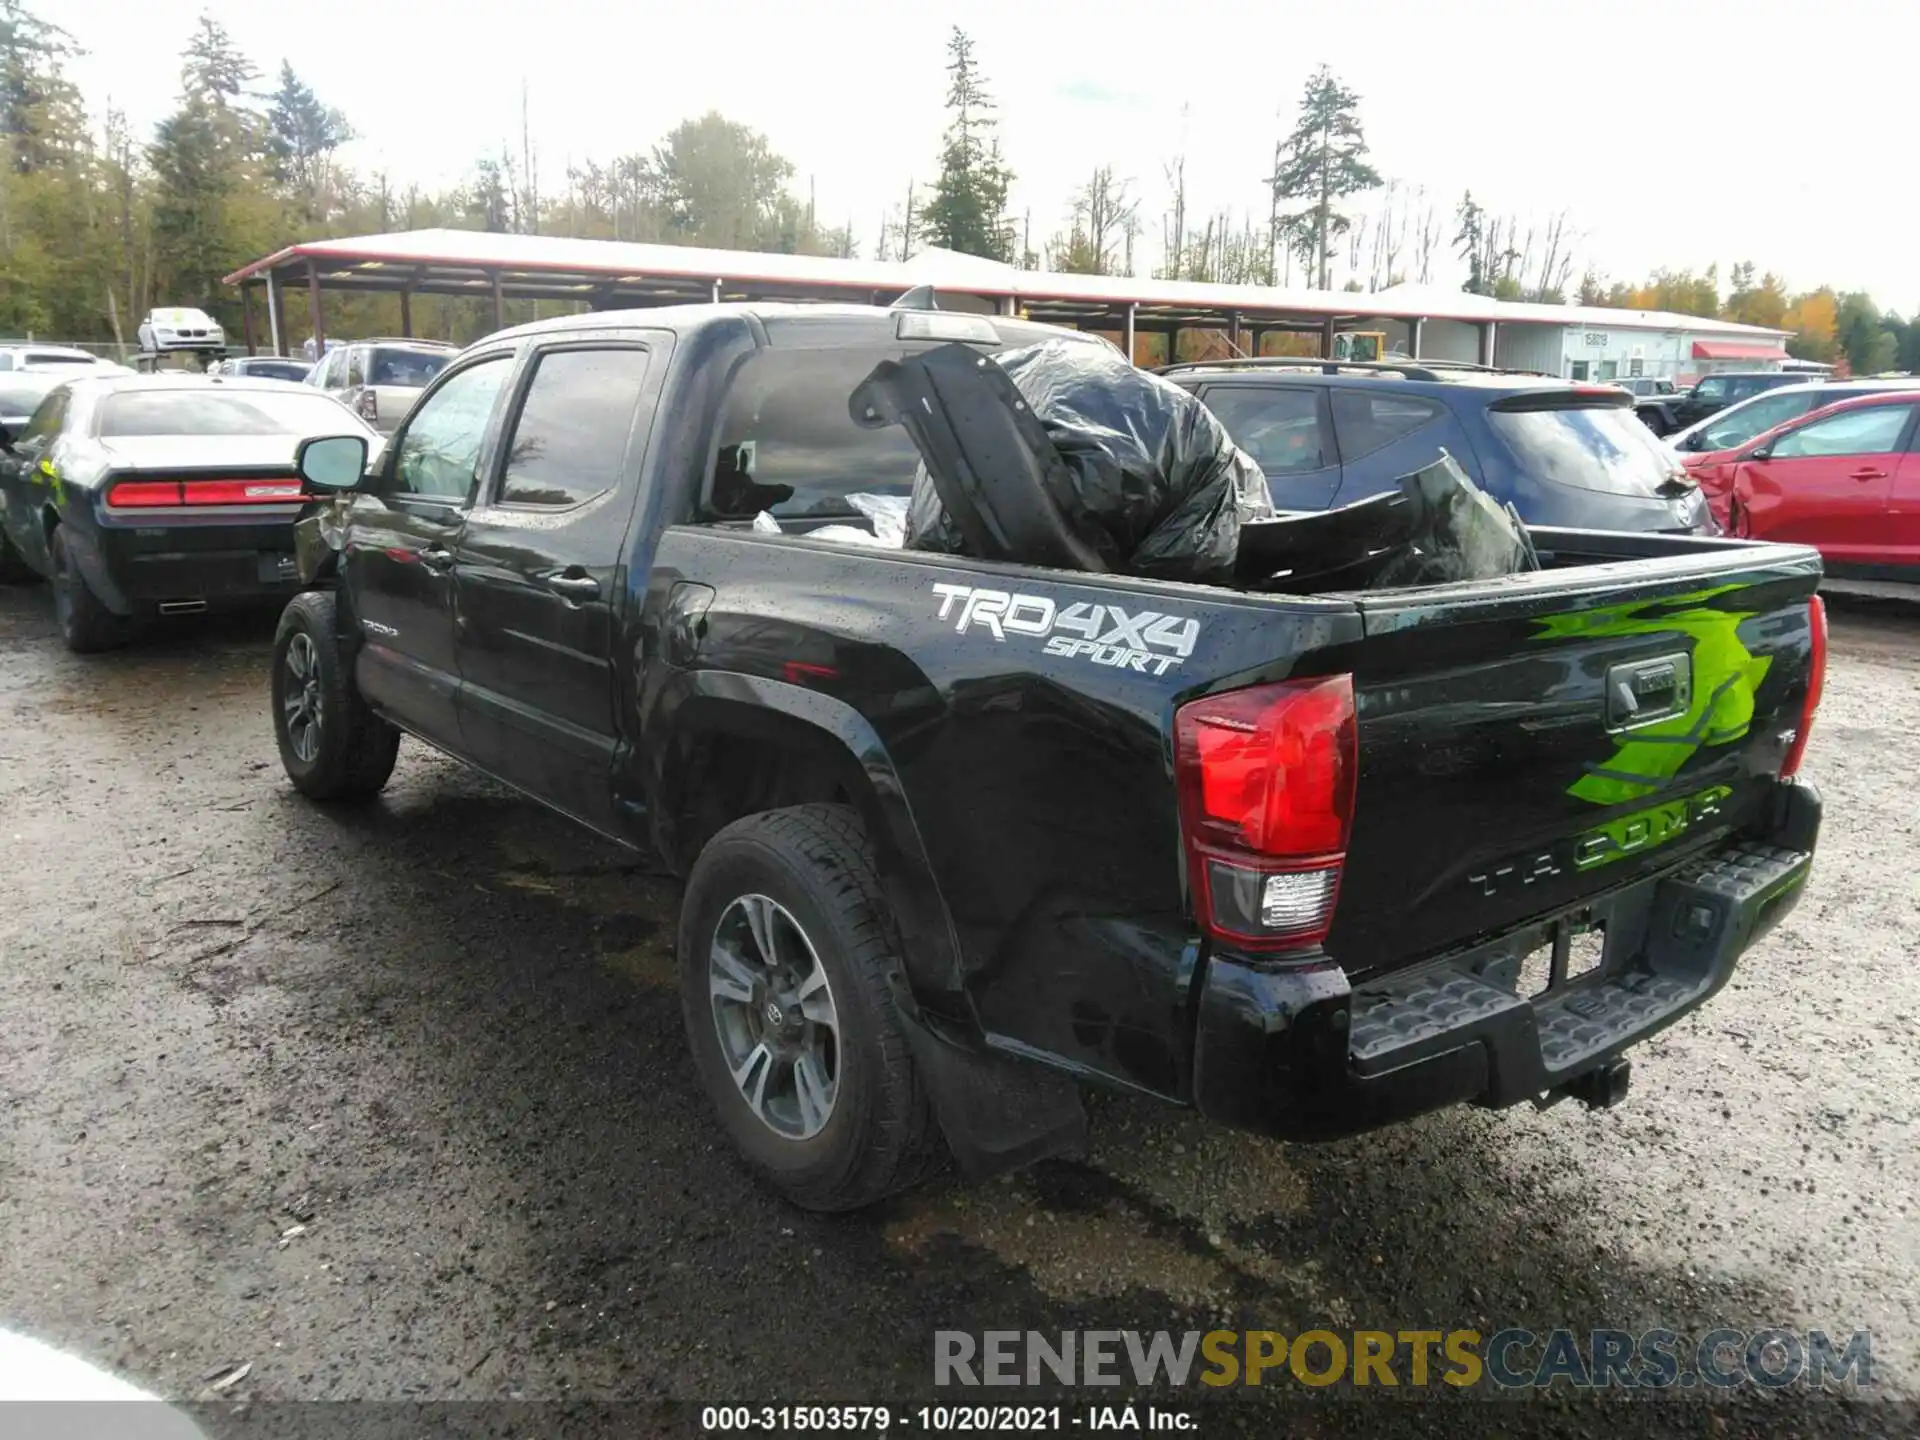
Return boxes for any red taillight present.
[1174,674,1357,953]
[106,481,181,508]
[357,390,378,422]
[106,478,305,508]
[1780,595,1826,778]
[182,479,305,505]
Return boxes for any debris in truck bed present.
[859,339,1272,583]
[1237,452,1540,594]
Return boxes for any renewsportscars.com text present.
[934,1328,1872,1391]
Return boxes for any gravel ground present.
[0,587,1915,1438]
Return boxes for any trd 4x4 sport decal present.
[931,582,1200,676]
[1532,583,1774,807]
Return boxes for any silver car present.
[306,338,458,434]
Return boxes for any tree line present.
[4,4,1915,376]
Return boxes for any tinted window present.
[1488,402,1681,496]
[25,352,94,367]
[1329,390,1444,464]
[1201,386,1329,474]
[1770,405,1915,458]
[21,386,68,443]
[241,359,310,383]
[711,349,925,518]
[498,348,650,508]
[1696,391,1817,451]
[98,389,362,438]
[370,347,451,388]
[390,356,510,500]
[1693,377,1729,403]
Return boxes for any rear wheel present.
[678,804,942,1211]
[50,525,127,653]
[271,589,400,800]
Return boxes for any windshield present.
[369,348,451,388]
[99,389,368,438]
[1690,390,1818,452]
[25,353,96,367]
[242,359,311,383]
[1488,401,1684,496]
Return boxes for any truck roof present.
[486,301,1098,353]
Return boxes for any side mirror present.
[1745,443,1772,462]
[296,434,370,491]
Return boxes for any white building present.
[1354,285,1790,383]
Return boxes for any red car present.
[1683,390,1920,579]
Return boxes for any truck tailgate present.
[1322,540,1823,980]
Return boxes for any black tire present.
[678,804,942,1212]
[271,589,400,800]
[0,524,40,584]
[50,525,127,653]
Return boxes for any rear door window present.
[495,347,652,508]
[1329,391,1445,464]
[1488,400,1682,495]
[709,349,925,518]
[345,348,366,388]
[1199,385,1332,474]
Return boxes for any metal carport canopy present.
[221,228,1792,350]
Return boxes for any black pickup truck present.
[272,302,1828,1212]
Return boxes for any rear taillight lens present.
[1174,674,1357,953]
[182,479,304,504]
[356,390,377,422]
[1780,595,1826,778]
[106,478,306,508]
[105,481,181,508]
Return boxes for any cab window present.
[388,357,512,501]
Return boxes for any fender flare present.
[654,669,972,1032]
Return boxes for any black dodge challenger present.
[0,373,379,652]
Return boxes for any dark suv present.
[1635,370,1807,437]
[1160,358,1713,534]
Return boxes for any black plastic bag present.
[902,339,1272,584]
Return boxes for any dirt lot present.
[1,588,1915,1436]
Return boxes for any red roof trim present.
[1693,340,1789,360]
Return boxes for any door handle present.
[545,573,602,600]
[1849,468,1888,481]
[418,545,455,572]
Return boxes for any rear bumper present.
[1191,778,1820,1142]
[73,512,305,614]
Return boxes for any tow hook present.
[1562,1057,1633,1110]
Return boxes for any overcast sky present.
[60,0,1920,313]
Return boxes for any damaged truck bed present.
[275,302,1827,1212]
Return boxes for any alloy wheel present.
[708,893,840,1140]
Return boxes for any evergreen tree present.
[1269,66,1380,290]
[1454,191,1486,295]
[147,18,271,314]
[921,29,1013,261]
[267,62,353,222]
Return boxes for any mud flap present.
[897,1014,1088,1181]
